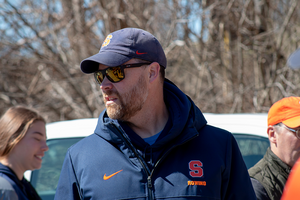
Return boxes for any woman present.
[0,106,49,200]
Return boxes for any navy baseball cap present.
[80,28,167,74]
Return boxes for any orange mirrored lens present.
[94,71,104,84]
[94,66,125,84]
[106,67,124,82]
[93,63,148,84]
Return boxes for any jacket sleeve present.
[54,150,82,200]
[221,135,257,200]
[250,178,271,200]
[0,176,18,200]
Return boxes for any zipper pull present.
[147,176,152,188]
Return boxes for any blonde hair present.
[0,106,46,157]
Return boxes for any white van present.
[26,113,269,200]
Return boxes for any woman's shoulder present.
[0,175,18,200]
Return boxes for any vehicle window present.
[30,137,84,200]
[233,134,269,169]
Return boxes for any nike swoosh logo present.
[136,50,147,55]
[103,170,123,180]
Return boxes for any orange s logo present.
[189,160,203,177]
[102,34,113,47]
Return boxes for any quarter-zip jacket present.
[54,79,256,200]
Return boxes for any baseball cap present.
[80,28,167,74]
[268,96,300,128]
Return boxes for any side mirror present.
[287,48,300,69]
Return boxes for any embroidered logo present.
[136,50,147,55]
[188,181,207,186]
[188,160,206,186]
[102,34,113,48]
[189,160,204,177]
[103,169,123,180]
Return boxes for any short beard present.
[105,75,148,121]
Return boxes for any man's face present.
[271,124,300,167]
[100,61,149,121]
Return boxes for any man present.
[54,28,256,199]
[276,49,300,200]
[248,96,300,200]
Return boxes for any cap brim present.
[80,51,131,74]
[283,115,300,128]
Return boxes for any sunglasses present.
[94,63,151,84]
[278,123,300,139]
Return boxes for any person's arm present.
[0,176,18,200]
[54,151,82,200]
[250,178,271,200]
[221,135,257,200]
[281,159,300,200]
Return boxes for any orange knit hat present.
[268,96,300,128]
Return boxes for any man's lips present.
[105,96,118,105]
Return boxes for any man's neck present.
[126,103,169,138]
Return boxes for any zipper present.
[113,124,153,199]
[149,134,198,178]
[146,134,198,199]
[113,123,199,200]
[147,176,153,199]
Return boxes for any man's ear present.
[148,62,160,83]
[267,125,277,144]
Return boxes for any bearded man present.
[54,28,256,200]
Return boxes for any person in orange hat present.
[248,96,300,200]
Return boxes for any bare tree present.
[0,0,299,122]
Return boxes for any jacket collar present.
[94,79,207,148]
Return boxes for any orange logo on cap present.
[102,35,113,47]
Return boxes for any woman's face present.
[10,120,48,172]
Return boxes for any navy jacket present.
[55,79,256,200]
[0,163,41,200]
